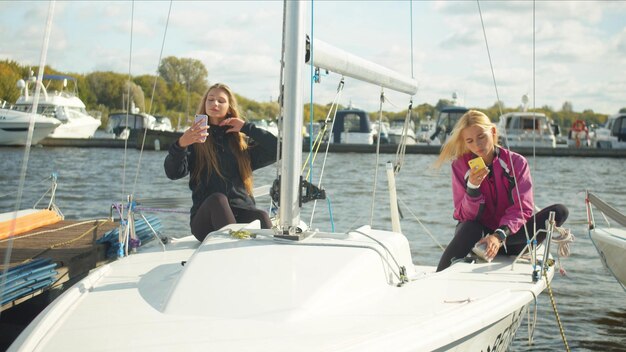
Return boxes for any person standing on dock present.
[164,83,278,242]
[433,110,569,271]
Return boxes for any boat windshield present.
[14,104,57,119]
[107,113,147,130]
[437,111,465,132]
[507,115,551,133]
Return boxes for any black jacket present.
[164,122,278,222]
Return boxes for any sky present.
[0,1,625,117]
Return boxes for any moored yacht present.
[429,105,469,145]
[387,119,417,145]
[496,112,557,148]
[0,101,60,146]
[14,75,101,139]
[594,112,626,149]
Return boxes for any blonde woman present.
[433,110,568,271]
[165,83,277,242]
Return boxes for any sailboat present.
[8,2,560,351]
[585,191,626,291]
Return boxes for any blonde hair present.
[433,110,499,168]
[191,83,254,195]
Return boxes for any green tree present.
[133,74,168,114]
[0,60,23,104]
[561,101,573,113]
[158,56,208,96]
[85,71,127,110]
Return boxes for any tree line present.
[0,58,617,131]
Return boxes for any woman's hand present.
[468,165,490,187]
[178,119,209,148]
[477,234,501,260]
[219,117,244,133]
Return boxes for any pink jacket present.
[451,147,534,235]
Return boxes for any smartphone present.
[194,114,208,142]
[468,156,486,171]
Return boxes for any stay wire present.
[132,0,174,196]
[0,0,56,319]
[121,1,135,199]
[476,0,533,252]
[308,0,315,184]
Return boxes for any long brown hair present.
[191,83,254,195]
[433,110,499,168]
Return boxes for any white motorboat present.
[388,120,417,145]
[250,118,279,136]
[13,75,101,139]
[496,112,557,148]
[416,116,436,144]
[8,2,560,351]
[330,108,377,144]
[429,106,469,145]
[585,191,626,291]
[0,103,60,146]
[593,112,626,149]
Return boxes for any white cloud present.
[0,0,624,114]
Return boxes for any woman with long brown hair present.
[164,83,277,242]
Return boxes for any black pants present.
[436,204,569,272]
[190,193,272,242]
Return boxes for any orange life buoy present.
[571,120,587,132]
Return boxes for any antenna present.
[522,94,529,112]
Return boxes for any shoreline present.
[13,137,626,158]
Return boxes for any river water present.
[1,146,625,351]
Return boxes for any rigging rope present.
[544,269,571,351]
[369,89,386,227]
[307,79,344,228]
[393,100,413,174]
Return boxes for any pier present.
[33,138,626,157]
[0,219,117,349]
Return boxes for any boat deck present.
[0,218,117,311]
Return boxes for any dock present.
[0,218,117,310]
[33,138,626,157]
[303,143,626,158]
[39,129,183,151]
[0,218,117,349]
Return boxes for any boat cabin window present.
[520,117,540,130]
[107,113,148,137]
[611,116,626,137]
[437,111,465,132]
[344,113,361,132]
[14,104,57,119]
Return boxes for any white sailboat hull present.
[590,227,626,287]
[9,224,553,352]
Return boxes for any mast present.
[278,1,305,236]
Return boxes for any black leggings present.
[190,193,272,242]
[436,204,568,272]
